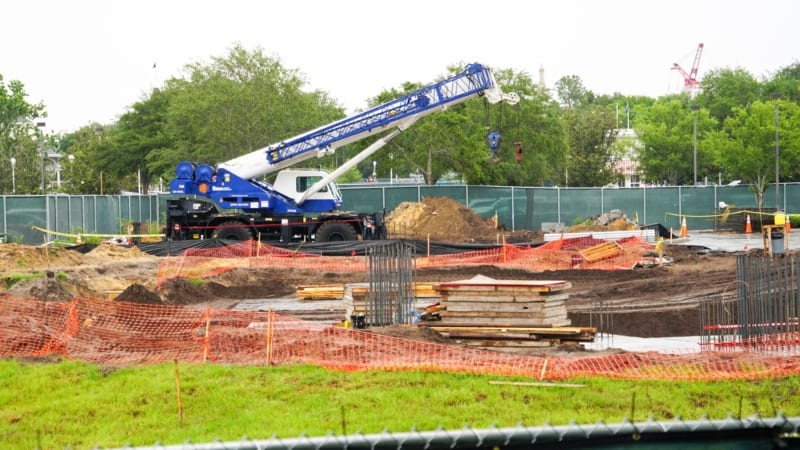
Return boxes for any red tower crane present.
[672,43,704,92]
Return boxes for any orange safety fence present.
[157,237,656,286]
[2,295,799,381]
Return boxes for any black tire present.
[316,221,357,242]
[211,221,254,241]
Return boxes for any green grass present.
[1,359,799,449]
[2,272,67,289]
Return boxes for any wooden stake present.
[202,308,211,363]
[489,380,584,388]
[174,360,184,426]
[266,309,274,365]
[427,234,430,258]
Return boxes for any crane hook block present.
[487,130,501,150]
[487,130,502,162]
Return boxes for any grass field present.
[2,359,799,449]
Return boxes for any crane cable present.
[513,102,523,163]
[485,97,502,163]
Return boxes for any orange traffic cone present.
[786,215,791,233]
[745,215,752,234]
[680,216,688,237]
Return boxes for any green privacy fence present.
[340,182,800,235]
[1,195,161,244]
[1,184,798,244]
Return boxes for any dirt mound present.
[0,244,85,272]
[116,283,163,305]
[386,197,513,243]
[0,243,157,274]
[6,272,75,302]
[82,243,153,262]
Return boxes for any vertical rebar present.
[366,240,416,326]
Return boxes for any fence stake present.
[174,359,184,426]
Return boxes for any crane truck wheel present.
[315,221,357,242]
[211,221,254,241]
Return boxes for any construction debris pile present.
[566,209,639,232]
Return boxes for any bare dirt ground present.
[0,197,740,342]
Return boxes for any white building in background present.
[611,128,644,188]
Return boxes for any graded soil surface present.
[1,197,742,344]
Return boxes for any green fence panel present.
[785,184,800,213]
[2,186,798,244]
[3,196,46,244]
[601,187,646,224]
[464,186,512,224]
[420,185,468,207]
[642,187,680,231]
[681,186,717,231]
[558,188,603,226]
[380,185,424,213]
[510,187,536,231]
[339,185,385,213]
[50,196,73,238]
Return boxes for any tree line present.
[1,44,798,204]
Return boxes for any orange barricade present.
[2,295,799,381]
[157,237,657,286]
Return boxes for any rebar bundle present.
[365,240,416,326]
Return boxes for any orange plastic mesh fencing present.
[157,237,655,286]
[3,295,799,381]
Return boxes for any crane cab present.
[272,168,343,212]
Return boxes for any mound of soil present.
[5,272,75,302]
[385,197,542,243]
[116,283,163,305]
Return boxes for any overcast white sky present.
[2,0,797,134]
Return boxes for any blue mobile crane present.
[166,62,519,242]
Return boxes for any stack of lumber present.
[579,241,623,263]
[297,282,438,301]
[341,282,440,318]
[342,282,370,317]
[296,284,345,300]
[425,275,596,351]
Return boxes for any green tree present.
[695,67,760,124]
[762,61,800,103]
[467,68,567,187]
[711,99,800,208]
[363,78,482,185]
[102,88,173,193]
[149,43,344,181]
[60,125,124,194]
[636,98,717,185]
[563,104,617,187]
[0,75,46,194]
[555,75,592,109]
[360,65,566,187]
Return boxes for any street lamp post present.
[36,121,46,194]
[691,105,700,186]
[10,157,16,193]
[771,93,782,211]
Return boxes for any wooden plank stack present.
[340,282,439,318]
[296,284,345,300]
[426,275,596,351]
[579,241,623,263]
